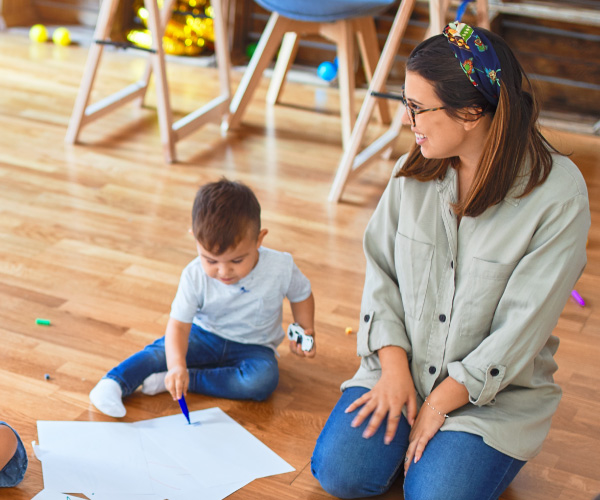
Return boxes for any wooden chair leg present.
[144,0,175,162]
[65,0,120,144]
[355,17,391,125]
[136,0,177,107]
[266,31,300,106]
[321,20,355,149]
[328,0,416,202]
[227,12,292,130]
[476,0,490,28]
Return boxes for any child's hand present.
[165,365,189,400]
[289,328,316,358]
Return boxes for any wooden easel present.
[65,0,231,163]
[328,0,489,202]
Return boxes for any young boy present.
[0,422,27,487]
[90,179,315,417]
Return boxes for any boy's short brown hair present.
[192,178,261,254]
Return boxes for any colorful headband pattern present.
[443,22,502,106]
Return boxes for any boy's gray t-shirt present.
[170,246,312,351]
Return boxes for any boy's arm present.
[164,317,192,400]
[289,292,316,358]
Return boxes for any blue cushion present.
[255,0,396,22]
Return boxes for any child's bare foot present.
[141,371,167,395]
[89,378,126,417]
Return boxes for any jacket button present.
[490,368,500,376]
[439,314,446,323]
[429,366,436,374]
[364,314,370,322]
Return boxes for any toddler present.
[90,179,315,417]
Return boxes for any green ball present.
[245,42,258,59]
[29,24,48,43]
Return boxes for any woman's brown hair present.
[398,29,559,217]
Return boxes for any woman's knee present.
[311,454,373,499]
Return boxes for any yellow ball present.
[52,27,71,46]
[29,24,48,43]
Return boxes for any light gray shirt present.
[170,247,312,352]
[343,153,590,460]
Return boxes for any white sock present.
[89,378,126,418]
[141,371,167,396]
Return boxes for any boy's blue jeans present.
[311,387,526,500]
[106,324,279,401]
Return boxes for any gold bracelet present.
[424,397,449,419]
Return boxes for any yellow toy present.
[29,24,48,43]
[52,27,71,46]
[345,327,353,335]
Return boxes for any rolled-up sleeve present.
[358,158,412,358]
[448,192,590,405]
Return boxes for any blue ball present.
[317,61,337,82]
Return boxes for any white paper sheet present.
[36,422,154,494]
[135,408,293,488]
[30,492,87,500]
[35,407,293,499]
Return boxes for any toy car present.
[287,323,314,352]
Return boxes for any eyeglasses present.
[371,88,447,126]
[400,88,446,127]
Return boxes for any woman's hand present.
[403,401,446,475]
[345,368,417,445]
[165,364,189,401]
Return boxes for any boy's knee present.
[240,361,278,401]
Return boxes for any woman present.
[0,422,27,487]
[311,22,590,500]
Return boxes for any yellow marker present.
[52,27,71,46]
[345,327,353,335]
[29,24,48,43]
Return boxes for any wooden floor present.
[0,32,599,500]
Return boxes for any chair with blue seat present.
[226,0,397,148]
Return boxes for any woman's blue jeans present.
[105,324,279,401]
[311,387,526,500]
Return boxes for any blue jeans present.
[311,387,526,500]
[106,324,279,401]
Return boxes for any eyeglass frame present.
[370,88,448,126]
[399,88,446,126]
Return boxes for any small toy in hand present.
[287,323,314,352]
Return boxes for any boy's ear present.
[256,228,268,247]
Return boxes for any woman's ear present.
[461,106,486,131]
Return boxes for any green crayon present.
[35,318,51,326]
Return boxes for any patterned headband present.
[443,22,502,106]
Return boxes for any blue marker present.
[178,396,191,424]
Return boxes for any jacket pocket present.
[394,233,434,321]
[460,257,515,337]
